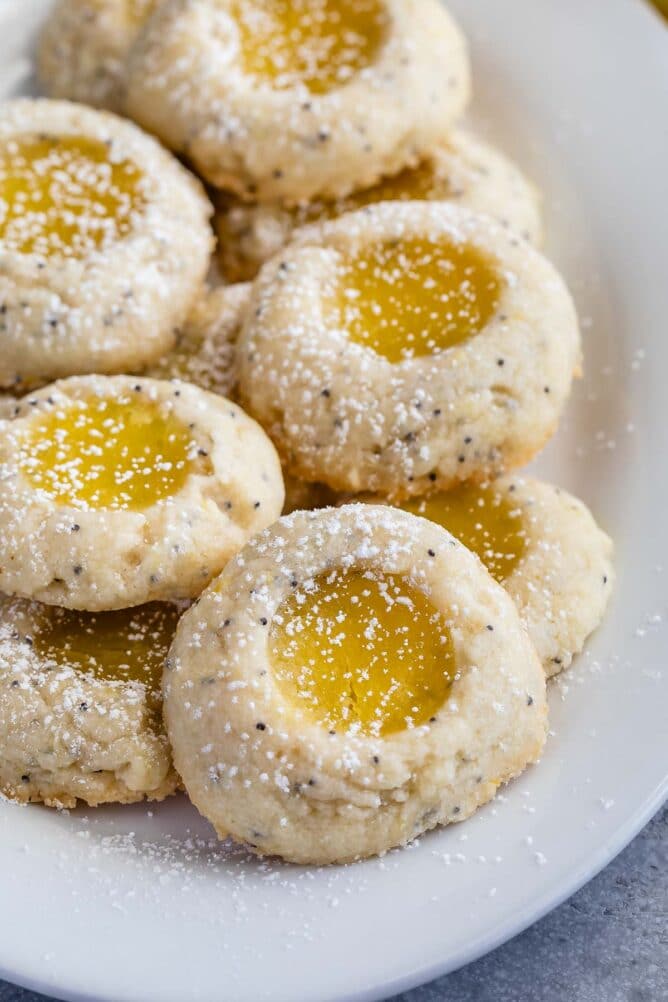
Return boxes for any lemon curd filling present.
[270,569,457,736]
[32,602,180,686]
[336,236,503,363]
[0,134,145,258]
[343,159,449,210]
[233,0,388,94]
[276,160,449,230]
[18,396,202,511]
[401,485,527,583]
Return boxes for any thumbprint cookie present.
[0,375,284,610]
[0,596,181,807]
[165,505,546,864]
[215,129,542,282]
[0,99,212,390]
[124,0,470,203]
[237,202,581,498]
[380,477,614,674]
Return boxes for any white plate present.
[1,1,667,1000]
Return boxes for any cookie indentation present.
[0,135,145,258]
[335,236,502,362]
[270,568,456,735]
[32,602,180,685]
[18,395,203,511]
[233,0,388,94]
[401,484,527,583]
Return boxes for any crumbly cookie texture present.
[502,478,614,674]
[238,201,581,498]
[216,128,543,282]
[147,283,252,398]
[0,396,16,420]
[124,0,470,203]
[165,505,547,865]
[37,0,158,113]
[0,99,213,390]
[369,476,614,675]
[0,375,284,611]
[0,596,180,808]
[0,284,250,402]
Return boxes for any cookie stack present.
[0,97,285,806]
[0,0,613,865]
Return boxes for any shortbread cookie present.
[147,283,251,397]
[124,0,470,203]
[0,396,16,420]
[0,597,181,807]
[216,129,543,282]
[165,504,547,864]
[0,284,250,402]
[0,375,284,610]
[37,0,158,113]
[238,202,581,498]
[387,477,614,675]
[0,99,212,390]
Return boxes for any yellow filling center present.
[18,395,202,511]
[297,160,450,227]
[400,485,527,583]
[346,159,450,208]
[32,602,179,686]
[270,569,456,736]
[336,236,503,363]
[0,135,145,259]
[233,0,388,94]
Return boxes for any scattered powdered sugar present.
[0,0,661,953]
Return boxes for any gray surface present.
[0,806,666,1002]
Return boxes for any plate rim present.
[1,787,666,1002]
